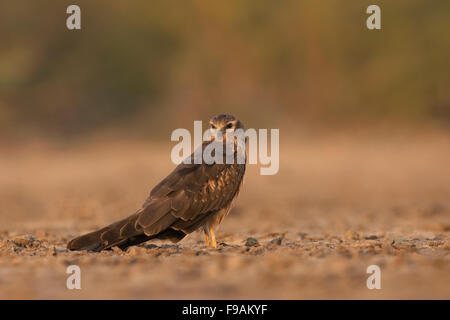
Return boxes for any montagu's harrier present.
[67,114,246,252]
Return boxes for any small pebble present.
[267,237,283,246]
[127,247,147,256]
[245,237,259,247]
[343,231,360,240]
[13,235,39,248]
[47,246,57,256]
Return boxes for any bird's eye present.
[211,124,216,129]
[226,123,233,129]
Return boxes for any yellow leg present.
[209,227,217,248]
[204,232,210,247]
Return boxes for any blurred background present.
[0,1,449,299]
[0,0,449,141]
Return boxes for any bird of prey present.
[67,114,246,252]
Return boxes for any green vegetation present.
[0,1,449,137]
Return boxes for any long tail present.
[67,212,188,252]
[67,213,151,252]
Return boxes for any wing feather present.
[136,141,245,236]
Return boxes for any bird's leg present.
[204,231,210,247]
[209,227,217,248]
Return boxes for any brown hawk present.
[67,114,246,251]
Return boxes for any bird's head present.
[209,114,244,138]
[208,114,246,160]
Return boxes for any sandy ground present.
[1,131,449,299]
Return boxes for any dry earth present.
[1,131,449,299]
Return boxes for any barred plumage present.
[67,114,246,252]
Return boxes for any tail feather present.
[67,213,142,252]
[67,213,189,252]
